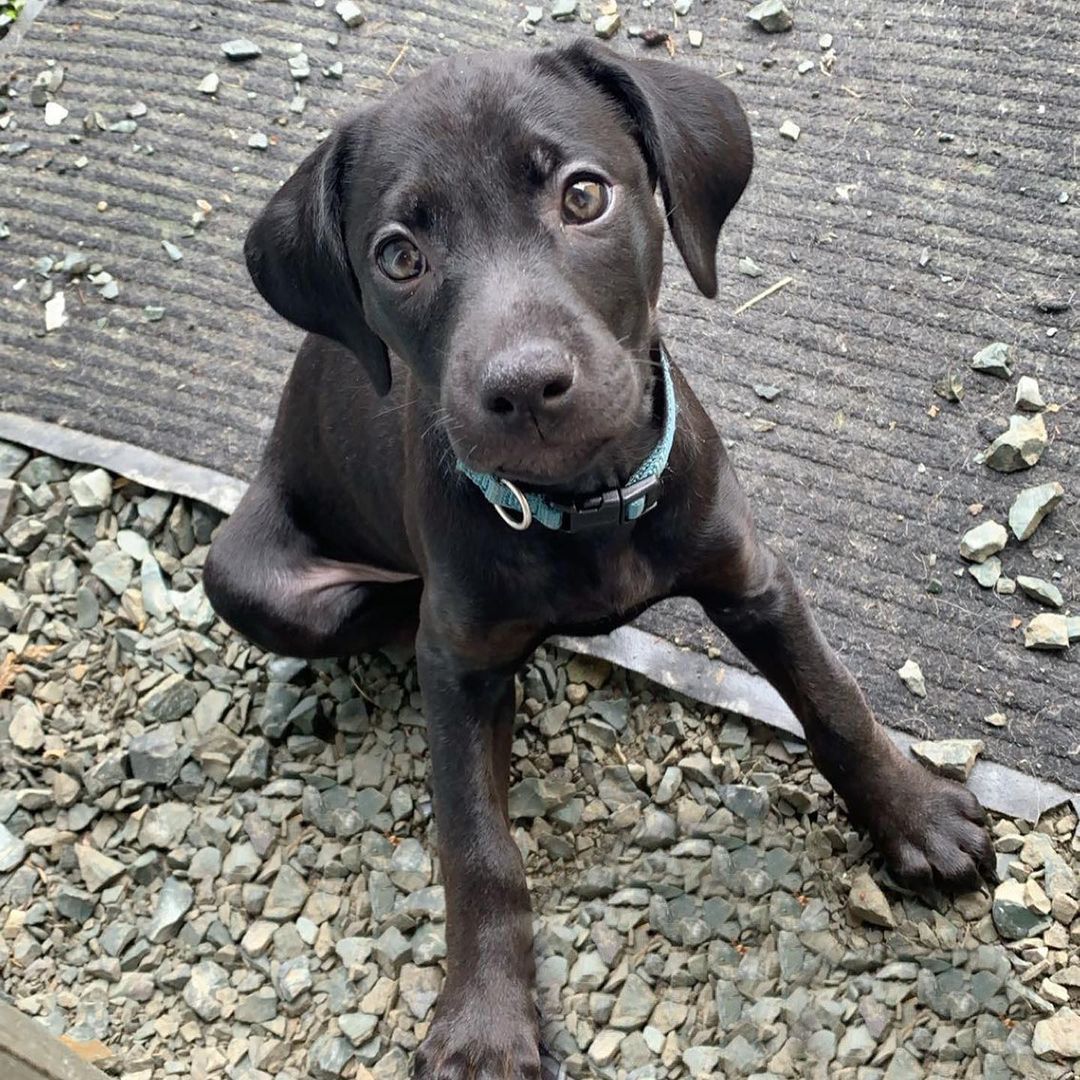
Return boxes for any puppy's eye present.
[376,236,426,281]
[562,177,610,225]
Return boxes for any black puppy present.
[205,40,994,1079]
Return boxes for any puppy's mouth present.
[489,437,615,489]
[451,431,617,490]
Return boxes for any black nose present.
[480,341,576,422]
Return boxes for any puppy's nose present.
[480,341,576,422]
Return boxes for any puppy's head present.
[246,41,752,488]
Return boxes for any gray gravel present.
[1,440,1079,1079]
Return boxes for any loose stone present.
[897,659,926,698]
[609,974,657,1030]
[128,728,185,784]
[263,864,310,920]
[1024,613,1070,651]
[977,414,1047,472]
[146,878,194,943]
[10,703,45,751]
[1032,1008,1080,1060]
[594,12,620,37]
[1015,375,1045,412]
[1009,482,1064,541]
[910,739,983,781]
[335,0,366,28]
[75,844,126,892]
[43,101,68,126]
[70,468,112,510]
[183,961,229,1021]
[848,871,895,928]
[968,557,1001,588]
[142,673,198,722]
[44,291,67,332]
[221,39,262,60]
[1016,575,1063,609]
[959,520,1007,563]
[970,341,1013,378]
[993,879,1045,935]
[747,0,793,32]
[0,823,27,872]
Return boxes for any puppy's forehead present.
[363,53,634,207]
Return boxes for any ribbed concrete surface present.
[1,0,1076,786]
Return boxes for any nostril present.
[542,375,573,401]
[480,343,575,420]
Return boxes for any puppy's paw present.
[857,757,995,894]
[413,1000,542,1080]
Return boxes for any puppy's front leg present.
[413,611,541,1080]
[686,485,995,892]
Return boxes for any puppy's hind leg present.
[204,477,421,659]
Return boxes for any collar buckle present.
[556,474,661,533]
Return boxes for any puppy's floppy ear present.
[244,125,392,395]
[557,40,753,298]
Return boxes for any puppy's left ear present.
[244,123,392,395]
[557,41,753,298]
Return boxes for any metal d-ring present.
[493,478,533,531]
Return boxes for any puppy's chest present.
[540,543,663,625]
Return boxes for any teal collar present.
[457,344,678,532]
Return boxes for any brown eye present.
[377,236,426,281]
[562,177,611,224]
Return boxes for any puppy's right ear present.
[556,41,752,299]
[244,126,392,396]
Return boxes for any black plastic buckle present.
[555,475,661,533]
